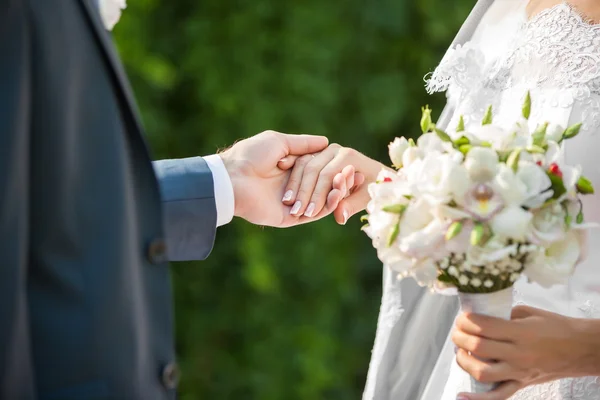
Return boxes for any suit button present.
[147,238,167,264]
[161,362,180,389]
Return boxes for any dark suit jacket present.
[0,1,218,398]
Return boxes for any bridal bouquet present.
[362,93,595,392]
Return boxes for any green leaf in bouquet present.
[577,210,584,224]
[360,215,369,223]
[506,148,522,173]
[456,115,465,132]
[576,175,594,194]
[421,105,433,133]
[458,144,472,155]
[382,204,408,214]
[547,172,567,199]
[434,128,453,143]
[408,138,416,147]
[522,91,532,119]
[563,123,582,140]
[445,221,463,241]
[526,145,545,154]
[454,135,470,146]
[387,222,400,247]
[531,122,548,146]
[480,141,492,147]
[482,105,493,125]
[470,222,485,246]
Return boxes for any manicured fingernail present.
[304,202,316,217]
[342,209,349,225]
[290,201,302,215]
[282,190,293,202]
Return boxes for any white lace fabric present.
[427,2,600,135]
[364,3,600,400]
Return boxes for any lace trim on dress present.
[425,2,600,134]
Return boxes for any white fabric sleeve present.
[203,154,235,227]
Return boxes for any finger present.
[308,174,347,220]
[293,145,341,217]
[291,189,344,226]
[333,184,370,225]
[457,380,521,400]
[510,305,537,320]
[282,154,314,206]
[452,329,516,360]
[456,312,521,342]
[455,349,523,384]
[353,172,365,189]
[306,163,355,218]
[277,155,300,170]
[276,132,329,156]
[343,165,355,197]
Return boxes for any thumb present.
[279,133,329,156]
[277,155,299,170]
[333,185,370,225]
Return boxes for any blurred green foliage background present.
[114,1,472,398]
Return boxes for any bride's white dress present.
[364,2,600,399]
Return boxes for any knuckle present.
[338,147,356,158]
[318,169,334,181]
[473,365,490,382]
[303,164,319,176]
[296,155,312,166]
[469,337,484,354]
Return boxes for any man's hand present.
[453,305,600,400]
[219,130,339,227]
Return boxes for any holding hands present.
[219,130,384,228]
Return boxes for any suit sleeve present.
[153,157,218,261]
[0,2,36,398]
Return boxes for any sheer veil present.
[361,2,528,399]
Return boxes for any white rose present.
[545,123,565,143]
[543,141,562,167]
[417,132,452,153]
[516,161,553,208]
[407,152,463,204]
[490,206,533,241]
[464,147,499,183]
[493,164,528,206]
[397,199,447,259]
[525,231,582,288]
[389,137,410,168]
[99,0,127,30]
[528,203,567,245]
[561,164,583,201]
[402,146,423,168]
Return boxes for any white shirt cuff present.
[203,154,235,227]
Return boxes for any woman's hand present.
[453,305,600,400]
[279,144,386,224]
